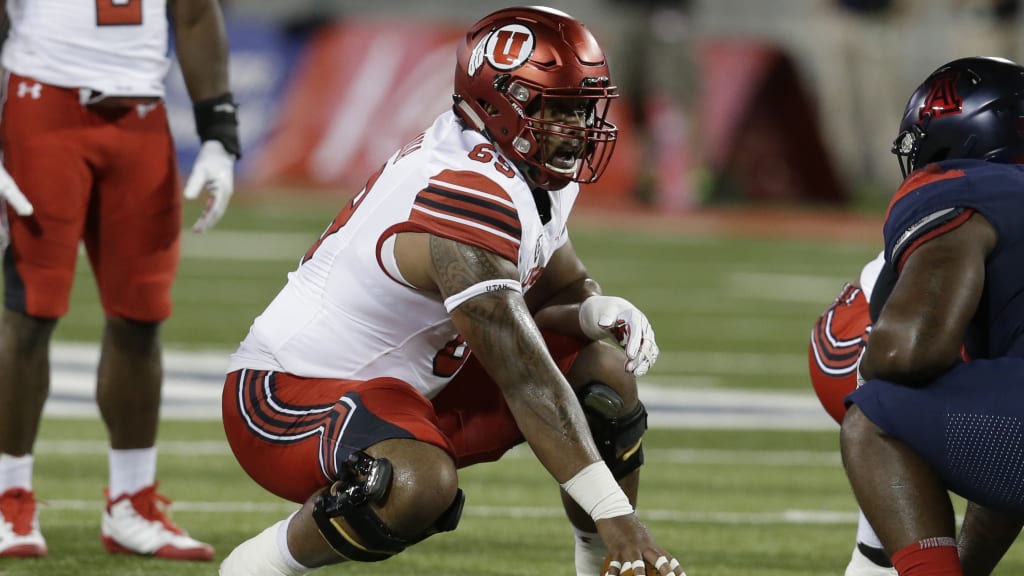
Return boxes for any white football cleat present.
[101,483,214,561]
[0,488,47,557]
[845,545,897,576]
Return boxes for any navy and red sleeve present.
[883,164,973,272]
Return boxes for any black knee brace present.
[578,381,648,480]
[312,450,465,562]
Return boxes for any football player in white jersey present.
[0,0,238,561]
[219,6,684,576]
[809,252,898,576]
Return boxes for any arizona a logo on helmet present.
[919,71,963,120]
[468,23,536,76]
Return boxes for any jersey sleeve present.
[808,283,871,424]
[408,169,522,263]
[858,250,885,302]
[882,163,973,272]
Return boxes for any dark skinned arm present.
[0,5,7,76]
[394,232,668,563]
[429,235,600,480]
[526,240,602,337]
[168,0,230,101]
[859,213,996,386]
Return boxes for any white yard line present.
[46,342,835,430]
[40,498,861,525]
[32,440,842,467]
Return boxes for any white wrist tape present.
[444,279,523,312]
[560,462,633,521]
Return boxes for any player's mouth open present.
[546,147,582,173]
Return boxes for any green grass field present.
[5,195,1022,575]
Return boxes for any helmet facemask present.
[891,119,931,179]
[505,80,618,189]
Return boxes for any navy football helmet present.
[892,56,1024,177]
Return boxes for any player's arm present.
[528,239,601,336]
[169,0,239,233]
[168,0,230,102]
[397,231,604,480]
[0,3,33,221]
[859,212,996,385]
[168,0,239,158]
[529,240,660,376]
[396,231,676,569]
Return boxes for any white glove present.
[579,295,659,376]
[0,163,33,245]
[183,140,235,234]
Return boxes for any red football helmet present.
[453,6,618,190]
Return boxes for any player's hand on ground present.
[596,514,686,576]
[0,163,33,244]
[184,140,235,234]
[579,295,659,376]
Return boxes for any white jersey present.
[229,111,578,399]
[859,250,885,303]
[3,0,170,97]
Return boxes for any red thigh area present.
[83,102,180,322]
[1,73,179,320]
[2,76,93,318]
[808,284,870,424]
[222,369,453,503]
[432,331,585,468]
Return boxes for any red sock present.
[891,537,962,576]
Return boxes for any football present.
[599,556,660,576]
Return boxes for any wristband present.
[560,461,633,521]
[193,92,241,158]
[443,279,523,312]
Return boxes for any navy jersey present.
[883,159,1024,358]
[849,159,1024,513]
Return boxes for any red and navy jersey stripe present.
[232,369,357,484]
[409,169,522,262]
[810,284,871,378]
[808,283,872,424]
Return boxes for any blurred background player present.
[218,6,684,576]
[0,0,239,561]
[843,56,1024,576]
[809,250,896,576]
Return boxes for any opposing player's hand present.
[183,140,235,234]
[579,296,659,376]
[597,514,686,576]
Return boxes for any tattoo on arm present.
[430,236,590,452]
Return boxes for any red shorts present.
[222,332,584,503]
[1,73,180,321]
[808,283,871,424]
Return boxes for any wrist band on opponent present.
[561,461,633,521]
[194,92,241,158]
[444,279,522,312]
